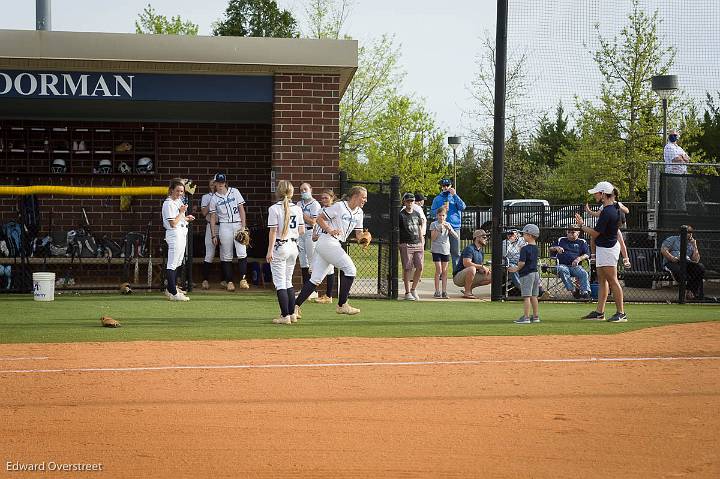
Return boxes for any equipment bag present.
[122,232,146,258]
[68,229,99,258]
[1,221,25,257]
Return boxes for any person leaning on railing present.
[660,225,705,301]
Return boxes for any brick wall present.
[1,120,272,256]
[272,74,340,192]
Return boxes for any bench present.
[620,247,673,289]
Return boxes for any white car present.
[503,199,549,227]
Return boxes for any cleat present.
[239,279,250,289]
[294,305,302,319]
[226,281,235,292]
[201,280,209,290]
[272,316,291,324]
[336,303,360,315]
[170,293,189,302]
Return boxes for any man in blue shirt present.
[452,229,491,298]
[431,178,466,274]
[661,225,705,300]
[549,226,591,299]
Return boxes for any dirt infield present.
[1,323,719,478]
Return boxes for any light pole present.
[448,136,461,188]
[651,75,679,143]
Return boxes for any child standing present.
[508,224,541,324]
[429,207,458,298]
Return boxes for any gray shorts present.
[519,272,540,297]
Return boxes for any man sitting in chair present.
[548,225,591,300]
[660,225,705,300]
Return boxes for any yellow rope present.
[0,186,168,196]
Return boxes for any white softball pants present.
[309,235,356,285]
[270,240,299,290]
[218,222,247,261]
[165,227,188,271]
[297,230,315,268]
[204,223,217,262]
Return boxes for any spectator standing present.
[413,192,428,248]
[663,129,691,211]
[399,192,425,300]
[661,225,705,300]
[508,224,541,324]
[429,206,458,299]
[549,226,591,300]
[431,178,466,274]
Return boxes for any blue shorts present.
[432,253,450,263]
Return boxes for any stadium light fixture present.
[447,136,461,188]
[651,75,679,142]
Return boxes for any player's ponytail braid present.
[276,180,294,239]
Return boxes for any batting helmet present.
[118,161,131,174]
[136,157,153,174]
[51,158,66,174]
[96,159,112,174]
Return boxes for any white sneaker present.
[178,291,190,301]
[336,303,360,315]
[272,316,291,324]
[411,290,420,301]
[309,291,319,301]
[226,281,235,292]
[201,280,209,290]
[404,292,416,301]
[170,293,189,302]
[165,290,172,300]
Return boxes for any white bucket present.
[32,272,56,302]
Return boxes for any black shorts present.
[432,252,450,263]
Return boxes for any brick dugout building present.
[0,30,357,283]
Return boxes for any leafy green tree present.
[303,0,352,39]
[345,95,447,193]
[213,0,298,37]
[685,92,720,163]
[554,0,673,201]
[135,4,198,35]
[528,102,577,169]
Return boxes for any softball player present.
[162,178,195,301]
[311,189,337,304]
[209,173,249,291]
[297,182,321,285]
[200,176,217,290]
[267,180,305,324]
[294,186,368,316]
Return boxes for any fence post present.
[389,176,400,300]
[339,170,348,197]
[678,225,687,304]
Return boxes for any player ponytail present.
[347,186,367,200]
[276,180,294,238]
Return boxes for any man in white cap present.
[575,181,627,322]
[663,129,690,211]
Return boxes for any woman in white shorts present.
[266,180,305,325]
[575,181,627,322]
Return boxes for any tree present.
[554,1,673,201]
[527,102,577,169]
[344,95,447,194]
[135,4,198,35]
[685,92,720,163]
[213,0,298,38]
[303,0,352,39]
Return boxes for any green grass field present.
[1,292,718,344]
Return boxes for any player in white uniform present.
[200,177,217,290]
[266,180,305,324]
[297,183,322,284]
[311,189,337,304]
[294,186,368,316]
[208,173,249,291]
[162,178,195,301]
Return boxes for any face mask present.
[669,134,678,142]
[301,192,312,200]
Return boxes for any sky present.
[0,0,496,139]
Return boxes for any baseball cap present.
[402,192,415,201]
[414,192,425,202]
[522,224,540,238]
[473,229,489,239]
[588,181,614,194]
[213,173,227,183]
[439,178,452,187]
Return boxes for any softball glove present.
[357,228,372,251]
[101,316,121,328]
[235,228,251,246]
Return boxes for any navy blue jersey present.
[594,204,622,248]
[518,243,539,277]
